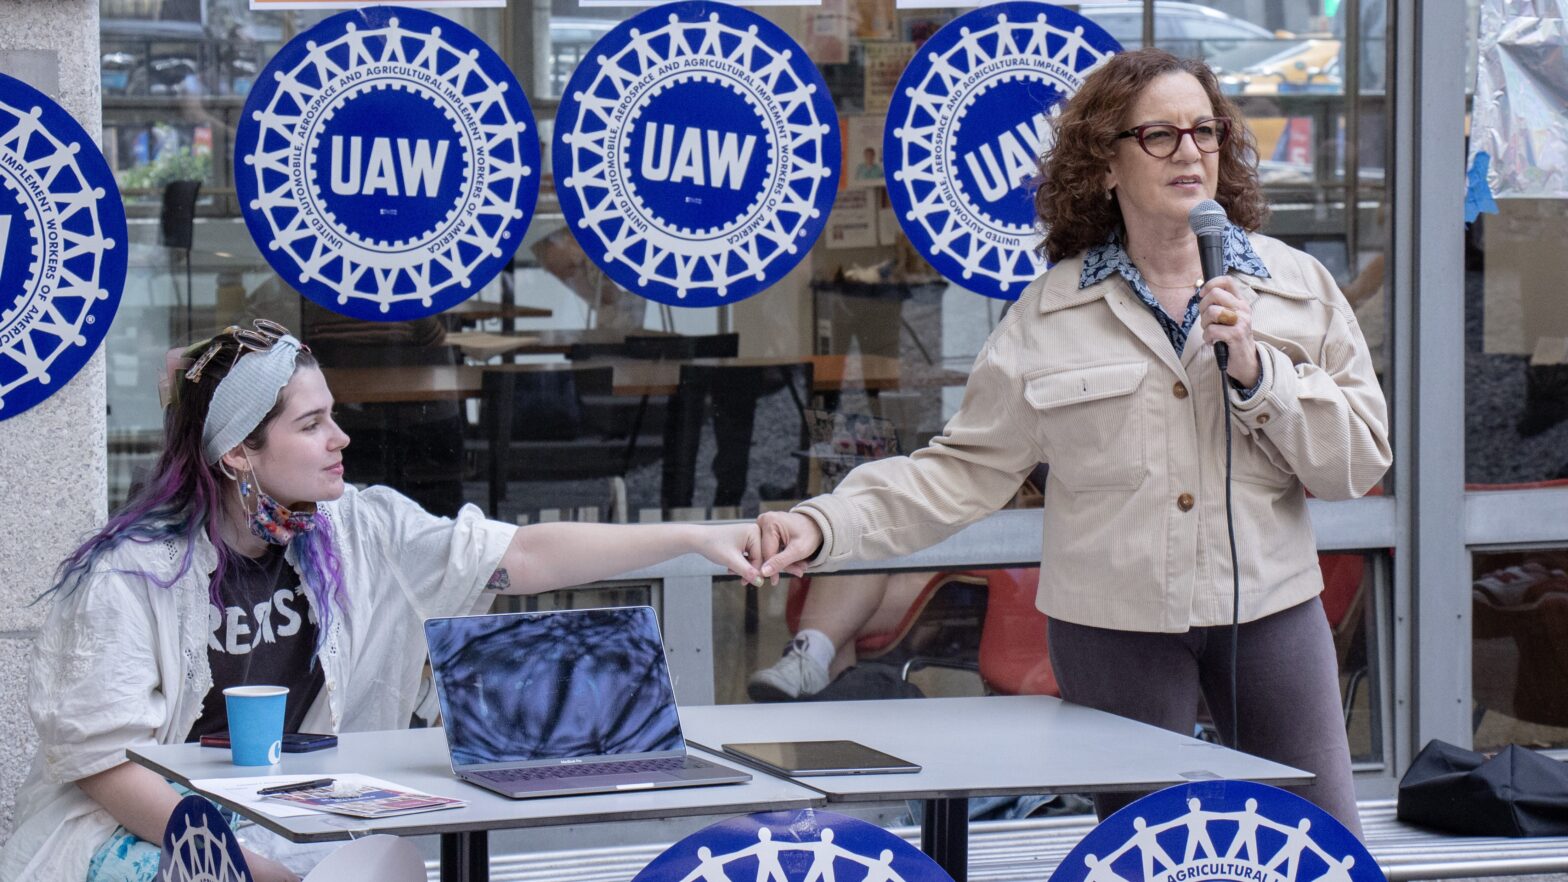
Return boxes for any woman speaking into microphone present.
[753,48,1389,833]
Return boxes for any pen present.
[257,777,335,796]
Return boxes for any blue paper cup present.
[224,685,288,766]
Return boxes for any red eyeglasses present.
[1115,118,1232,159]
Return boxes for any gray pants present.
[1048,596,1363,838]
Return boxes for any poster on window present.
[0,71,127,420]
[553,1,841,307]
[804,0,852,63]
[844,114,885,189]
[826,189,876,249]
[862,41,916,114]
[233,7,540,320]
[883,2,1119,300]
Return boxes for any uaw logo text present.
[235,6,539,321]
[0,72,126,420]
[1051,782,1384,882]
[632,810,953,882]
[554,1,840,307]
[885,2,1119,300]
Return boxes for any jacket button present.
[1177,493,1195,512]
[1257,413,1271,424]
[1173,382,1188,399]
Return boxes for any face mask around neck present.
[236,453,317,546]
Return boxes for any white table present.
[680,696,1314,882]
[128,727,823,882]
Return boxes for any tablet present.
[721,740,921,776]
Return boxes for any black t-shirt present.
[186,545,325,742]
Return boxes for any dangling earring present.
[1106,188,1115,202]
[231,468,254,514]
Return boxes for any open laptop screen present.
[424,607,685,768]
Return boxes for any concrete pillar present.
[0,0,106,840]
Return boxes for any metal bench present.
[423,799,1568,882]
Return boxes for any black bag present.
[811,663,926,701]
[1397,739,1568,836]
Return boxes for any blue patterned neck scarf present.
[1079,222,1270,355]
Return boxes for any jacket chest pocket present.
[1025,361,1148,491]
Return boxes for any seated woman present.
[0,321,761,882]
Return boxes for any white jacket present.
[0,485,516,882]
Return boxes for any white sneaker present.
[747,638,832,701]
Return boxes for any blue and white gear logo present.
[160,795,250,882]
[885,2,1119,300]
[1049,782,1384,882]
[632,809,954,882]
[0,71,126,421]
[554,1,840,308]
[235,6,540,321]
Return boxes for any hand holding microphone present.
[1188,200,1260,388]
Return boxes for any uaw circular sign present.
[235,7,540,321]
[1050,782,1383,882]
[554,1,840,307]
[0,72,126,420]
[633,809,954,882]
[885,2,1119,300]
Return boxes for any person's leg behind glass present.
[749,572,891,700]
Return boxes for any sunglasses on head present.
[184,319,300,384]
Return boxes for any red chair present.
[1318,551,1370,726]
[970,568,1058,696]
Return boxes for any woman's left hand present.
[691,521,764,586]
[1197,277,1260,389]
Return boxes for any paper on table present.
[259,774,463,818]
[187,774,330,819]
[190,773,459,821]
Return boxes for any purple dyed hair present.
[47,327,349,641]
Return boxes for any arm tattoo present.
[485,567,511,591]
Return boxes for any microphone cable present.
[1214,342,1240,752]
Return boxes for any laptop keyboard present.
[476,755,703,783]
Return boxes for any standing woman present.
[1,321,762,882]
[755,48,1389,834]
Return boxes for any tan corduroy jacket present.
[796,233,1391,632]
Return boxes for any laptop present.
[423,606,751,799]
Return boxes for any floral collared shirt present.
[1079,221,1270,357]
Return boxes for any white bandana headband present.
[202,334,303,464]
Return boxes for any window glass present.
[1463,0,1568,486]
[1173,2,1392,483]
[1472,549,1568,751]
[1323,551,1384,764]
[96,2,1386,758]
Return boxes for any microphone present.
[1188,199,1229,370]
[1189,199,1243,753]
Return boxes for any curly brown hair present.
[1035,48,1269,263]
